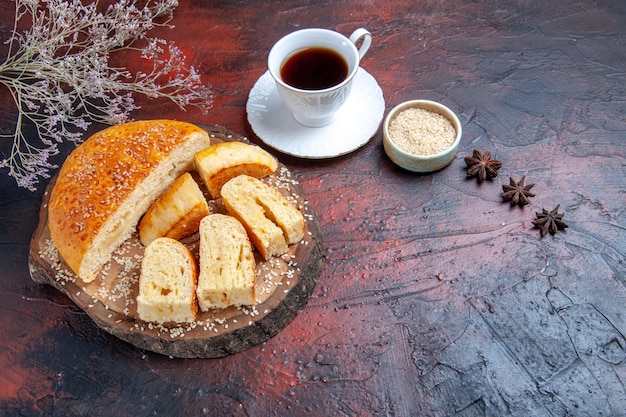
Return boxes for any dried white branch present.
[0,0,213,191]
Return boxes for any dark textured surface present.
[1,0,625,416]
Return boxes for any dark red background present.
[1,0,625,415]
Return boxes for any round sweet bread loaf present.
[47,120,211,283]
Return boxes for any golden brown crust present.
[138,172,209,247]
[48,120,210,281]
[194,141,278,198]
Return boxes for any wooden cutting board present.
[28,124,323,358]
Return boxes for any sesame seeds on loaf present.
[221,175,304,260]
[138,172,209,247]
[137,237,198,324]
[197,214,256,311]
[194,141,278,198]
[47,120,211,283]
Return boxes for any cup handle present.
[349,28,372,60]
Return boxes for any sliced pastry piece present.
[136,237,198,324]
[139,172,209,246]
[194,141,278,198]
[220,175,304,260]
[197,214,256,311]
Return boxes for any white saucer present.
[246,68,385,159]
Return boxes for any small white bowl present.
[383,100,462,172]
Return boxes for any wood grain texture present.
[1,0,625,416]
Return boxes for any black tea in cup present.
[280,47,349,90]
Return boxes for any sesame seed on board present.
[37,155,315,342]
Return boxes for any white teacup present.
[268,28,371,127]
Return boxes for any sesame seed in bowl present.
[383,100,462,172]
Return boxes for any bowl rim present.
[383,99,462,160]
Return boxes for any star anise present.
[464,149,502,182]
[502,176,535,207]
[532,205,568,237]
